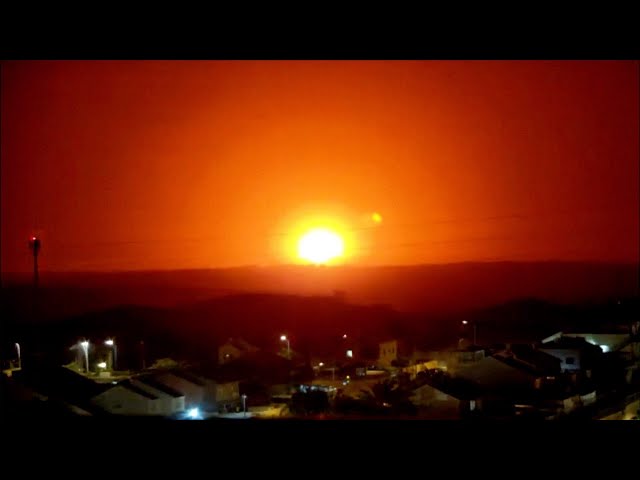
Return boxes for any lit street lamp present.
[80,340,89,374]
[15,343,21,369]
[280,335,291,359]
[105,338,117,370]
[242,394,247,417]
[462,320,477,345]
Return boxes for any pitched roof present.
[413,372,481,400]
[119,380,158,400]
[15,366,108,403]
[134,375,184,398]
[223,337,258,352]
[163,370,206,386]
[539,336,604,352]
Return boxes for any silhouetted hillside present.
[2,294,413,369]
[2,262,637,322]
[4,290,638,373]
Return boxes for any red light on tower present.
[28,236,41,288]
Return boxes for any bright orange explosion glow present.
[297,228,345,264]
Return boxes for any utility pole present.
[28,236,41,289]
[140,340,146,370]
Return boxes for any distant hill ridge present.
[2,262,637,319]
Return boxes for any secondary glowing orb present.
[371,212,382,223]
[298,228,344,264]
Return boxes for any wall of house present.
[378,340,398,368]
[204,380,240,409]
[156,373,205,408]
[130,379,183,415]
[91,386,152,415]
[539,348,582,371]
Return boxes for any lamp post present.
[15,343,21,369]
[242,394,247,417]
[105,338,117,370]
[462,320,477,346]
[280,335,291,359]
[80,340,89,374]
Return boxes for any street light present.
[462,320,477,345]
[15,343,21,369]
[97,362,107,369]
[242,394,247,417]
[280,335,291,359]
[105,338,117,370]
[80,340,89,374]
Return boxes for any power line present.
[36,205,623,250]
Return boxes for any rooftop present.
[135,375,184,398]
[119,380,158,400]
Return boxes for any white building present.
[91,382,162,416]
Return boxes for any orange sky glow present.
[1,60,638,271]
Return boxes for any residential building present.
[410,377,480,419]
[11,366,107,416]
[130,376,185,415]
[218,338,259,365]
[539,336,604,373]
[378,339,413,368]
[205,378,241,411]
[91,381,161,416]
[456,346,560,397]
[154,370,206,409]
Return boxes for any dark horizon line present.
[2,258,639,277]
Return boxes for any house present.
[456,346,560,394]
[543,321,640,356]
[456,356,534,392]
[410,374,481,419]
[11,365,108,416]
[217,350,292,385]
[539,336,604,373]
[218,338,259,365]
[91,375,186,417]
[91,381,158,415]
[153,370,207,409]
[204,375,241,412]
[130,376,185,415]
[378,339,413,368]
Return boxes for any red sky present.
[2,61,638,272]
